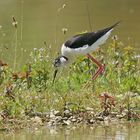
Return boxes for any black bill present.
[52,69,58,84]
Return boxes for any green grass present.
[0,37,140,123]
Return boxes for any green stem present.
[13,28,18,70]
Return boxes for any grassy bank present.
[0,37,140,131]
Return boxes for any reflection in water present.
[0,122,140,140]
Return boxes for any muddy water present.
[0,0,140,68]
[0,122,140,140]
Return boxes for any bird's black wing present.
[65,21,120,49]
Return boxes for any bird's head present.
[52,56,68,84]
[53,55,68,68]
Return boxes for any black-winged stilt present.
[53,21,120,82]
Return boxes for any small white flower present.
[62,28,68,34]
[12,21,18,27]
[134,55,140,58]
[112,61,115,65]
[62,4,66,8]
[112,35,118,40]
[58,3,66,12]
[33,48,37,51]
[39,48,44,52]
[115,52,119,56]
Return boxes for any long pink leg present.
[87,54,104,80]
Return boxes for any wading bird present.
[53,21,120,83]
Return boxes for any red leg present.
[87,54,104,80]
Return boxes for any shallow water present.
[0,0,140,69]
[0,122,140,140]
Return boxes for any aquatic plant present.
[12,16,18,70]
[0,37,139,125]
